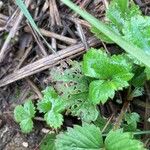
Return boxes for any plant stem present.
[113,100,130,130]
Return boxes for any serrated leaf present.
[44,111,63,129]
[123,15,150,54]
[37,100,51,113]
[14,100,35,133]
[55,124,103,150]
[83,49,133,104]
[106,0,141,31]
[50,62,98,122]
[105,129,145,150]
[40,134,56,150]
[83,49,133,79]
[70,92,98,122]
[14,105,28,122]
[24,100,36,118]
[20,118,33,133]
[89,80,115,104]
[37,87,65,129]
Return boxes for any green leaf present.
[123,112,140,132]
[55,124,103,150]
[83,49,133,104]
[50,61,98,122]
[123,15,150,54]
[14,100,35,133]
[20,118,33,133]
[106,0,141,31]
[89,80,115,104]
[44,111,63,129]
[40,134,56,150]
[37,87,65,129]
[70,92,99,122]
[83,49,133,79]
[14,105,28,122]
[105,129,145,150]
[24,99,36,118]
[61,0,150,68]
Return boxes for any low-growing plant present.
[14,0,150,149]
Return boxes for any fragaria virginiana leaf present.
[105,129,145,150]
[123,15,150,54]
[14,100,35,133]
[83,49,133,104]
[55,124,103,150]
[37,87,65,129]
[50,61,99,122]
[55,124,145,150]
[106,0,141,31]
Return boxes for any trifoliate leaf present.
[55,124,103,150]
[44,111,63,129]
[106,0,141,31]
[50,61,98,122]
[37,87,65,129]
[20,118,33,133]
[14,100,35,133]
[105,129,145,150]
[123,15,150,54]
[83,49,133,104]
[40,134,56,150]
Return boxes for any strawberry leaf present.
[37,87,65,129]
[105,129,145,150]
[55,124,103,150]
[83,49,133,104]
[14,100,35,133]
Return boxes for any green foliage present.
[55,124,103,150]
[37,87,65,129]
[55,124,145,150]
[50,61,99,122]
[123,112,140,132]
[123,15,150,54]
[40,134,56,150]
[106,0,141,31]
[14,100,35,133]
[60,0,150,68]
[105,129,145,150]
[83,49,133,104]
